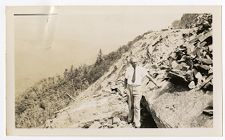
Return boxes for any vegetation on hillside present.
[15,38,134,128]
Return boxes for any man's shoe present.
[127,117,133,123]
[128,119,132,124]
[134,122,141,128]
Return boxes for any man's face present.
[130,59,137,68]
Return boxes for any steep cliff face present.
[42,22,213,128]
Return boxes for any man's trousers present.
[127,84,142,128]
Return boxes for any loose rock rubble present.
[165,26,213,92]
[79,113,133,128]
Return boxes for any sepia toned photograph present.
[6,6,222,136]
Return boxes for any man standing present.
[124,57,160,128]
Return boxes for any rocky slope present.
[42,16,213,128]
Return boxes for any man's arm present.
[124,78,128,89]
[146,73,160,88]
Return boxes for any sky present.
[15,6,183,94]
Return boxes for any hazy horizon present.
[15,6,183,95]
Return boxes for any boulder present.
[112,117,121,124]
[186,70,194,82]
[203,105,213,116]
[167,71,188,86]
[195,72,203,80]
[197,75,213,90]
[203,81,213,91]
[194,64,210,75]
[90,120,105,128]
[197,57,213,65]
[199,41,207,48]
[171,61,179,69]
[198,31,212,42]
[188,81,196,89]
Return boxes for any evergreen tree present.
[96,49,103,65]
